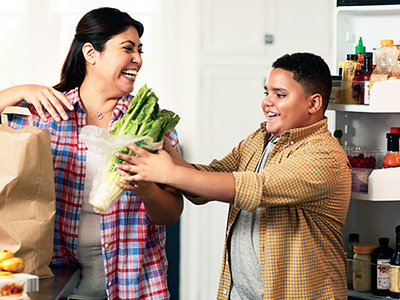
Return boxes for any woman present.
[0,7,182,300]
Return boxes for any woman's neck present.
[79,80,119,128]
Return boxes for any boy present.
[116,52,352,299]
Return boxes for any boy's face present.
[262,68,314,137]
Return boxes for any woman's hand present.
[0,84,74,122]
[20,85,74,122]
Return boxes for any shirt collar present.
[260,117,328,145]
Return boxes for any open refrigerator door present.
[327,1,400,299]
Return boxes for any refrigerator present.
[328,1,400,299]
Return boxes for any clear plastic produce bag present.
[79,125,163,213]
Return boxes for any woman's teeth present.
[268,112,279,117]
[122,70,137,78]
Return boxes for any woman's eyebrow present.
[121,40,143,47]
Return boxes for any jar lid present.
[349,233,359,242]
[347,54,358,61]
[354,243,378,254]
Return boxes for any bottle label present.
[354,260,366,285]
[390,265,400,293]
[377,259,390,290]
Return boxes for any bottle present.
[338,61,346,79]
[382,133,400,168]
[346,233,360,289]
[352,70,363,104]
[353,244,378,292]
[330,75,342,103]
[340,54,362,104]
[355,37,366,69]
[334,129,343,146]
[370,39,400,82]
[390,225,400,299]
[371,237,394,296]
[352,52,373,105]
[394,40,400,66]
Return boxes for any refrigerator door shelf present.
[352,167,400,201]
[328,79,400,113]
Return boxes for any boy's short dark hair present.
[272,53,332,112]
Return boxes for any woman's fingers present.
[24,85,73,122]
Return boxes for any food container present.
[353,244,378,292]
[0,273,39,299]
[344,145,383,193]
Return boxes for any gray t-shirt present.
[230,136,278,299]
[68,151,107,300]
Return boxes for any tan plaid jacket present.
[189,118,351,300]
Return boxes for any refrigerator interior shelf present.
[351,167,400,201]
[347,289,390,300]
[328,79,400,113]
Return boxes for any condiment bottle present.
[353,244,378,292]
[394,40,400,66]
[353,52,373,105]
[333,129,343,146]
[371,237,394,296]
[382,133,400,168]
[370,39,400,82]
[340,54,362,104]
[355,37,366,69]
[346,233,360,289]
[390,225,400,299]
[338,61,346,79]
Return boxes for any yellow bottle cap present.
[381,39,394,47]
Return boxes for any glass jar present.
[353,244,378,292]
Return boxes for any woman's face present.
[92,26,143,97]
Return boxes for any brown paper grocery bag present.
[0,106,55,278]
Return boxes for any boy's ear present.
[82,42,96,65]
[308,94,323,114]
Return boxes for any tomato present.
[347,154,376,169]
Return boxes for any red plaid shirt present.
[9,87,180,299]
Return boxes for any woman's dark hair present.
[53,7,144,92]
[272,52,332,113]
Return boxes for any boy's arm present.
[115,143,235,204]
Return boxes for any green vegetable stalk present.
[89,84,180,212]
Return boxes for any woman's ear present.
[308,94,323,114]
[82,42,96,65]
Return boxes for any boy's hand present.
[115,143,175,185]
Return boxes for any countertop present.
[27,266,80,300]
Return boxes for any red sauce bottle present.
[353,52,373,104]
[383,133,400,168]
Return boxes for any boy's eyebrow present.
[265,87,288,93]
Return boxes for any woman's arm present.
[115,176,183,225]
[0,84,73,121]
